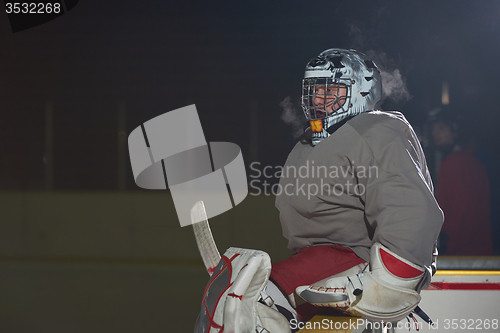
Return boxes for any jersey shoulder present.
[347,111,424,173]
[347,110,413,141]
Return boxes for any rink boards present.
[298,270,500,333]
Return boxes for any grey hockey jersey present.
[275,111,443,287]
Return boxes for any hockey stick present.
[191,201,221,276]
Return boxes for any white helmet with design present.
[302,48,382,145]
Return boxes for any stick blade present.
[191,201,221,276]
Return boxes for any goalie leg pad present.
[195,247,291,333]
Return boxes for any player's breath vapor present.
[349,23,411,104]
[367,51,411,104]
[280,96,305,139]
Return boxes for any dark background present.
[1,0,499,190]
[1,2,500,332]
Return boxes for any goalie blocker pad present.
[195,247,291,333]
[296,242,425,323]
[349,242,425,322]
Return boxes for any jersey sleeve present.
[355,115,443,287]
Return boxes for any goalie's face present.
[313,84,348,117]
[302,78,351,122]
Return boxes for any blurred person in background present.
[430,109,494,255]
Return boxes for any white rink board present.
[394,272,500,332]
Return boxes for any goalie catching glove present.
[296,242,425,323]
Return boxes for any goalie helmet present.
[302,48,382,145]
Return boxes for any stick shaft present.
[191,201,221,276]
